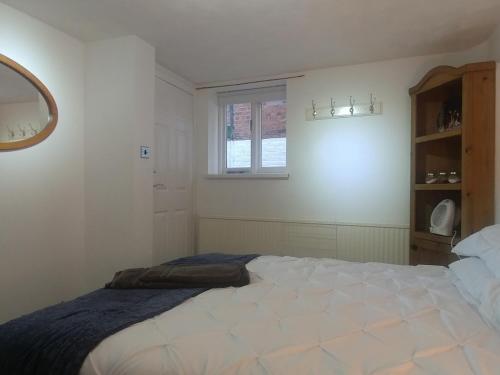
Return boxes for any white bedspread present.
[81,256,500,374]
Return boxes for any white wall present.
[489,24,500,62]
[85,36,155,290]
[194,42,496,262]
[0,7,156,322]
[195,44,490,227]
[0,3,86,322]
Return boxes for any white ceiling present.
[3,0,500,84]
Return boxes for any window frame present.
[218,85,287,175]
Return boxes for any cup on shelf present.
[448,171,461,184]
[425,172,438,184]
[425,170,460,184]
[437,171,448,184]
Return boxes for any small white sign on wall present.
[140,145,151,159]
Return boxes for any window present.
[218,86,286,174]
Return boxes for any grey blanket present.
[106,262,250,289]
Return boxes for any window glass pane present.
[225,103,251,169]
[261,100,286,168]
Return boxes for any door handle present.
[154,184,166,189]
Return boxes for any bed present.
[81,255,500,375]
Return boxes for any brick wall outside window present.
[227,100,286,140]
[230,103,251,139]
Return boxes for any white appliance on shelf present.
[430,199,456,236]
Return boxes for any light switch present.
[140,145,151,159]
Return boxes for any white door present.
[153,77,194,264]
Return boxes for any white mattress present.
[81,256,500,374]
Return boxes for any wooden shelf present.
[415,183,461,191]
[415,128,462,144]
[414,231,459,244]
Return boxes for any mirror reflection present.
[0,63,50,143]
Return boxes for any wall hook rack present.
[306,93,382,121]
[1,122,42,142]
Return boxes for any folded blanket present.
[106,262,250,289]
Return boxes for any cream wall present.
[0,7,156,322]
[194,43,494,261]
[489,24,500,62]
[84,36,155,290]
[0,3,86,322]
[195,45,490,226]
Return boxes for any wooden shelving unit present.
[414,183,461,191]
[409,62,495,266]
[415,128,461,144]
[413,230,459,245]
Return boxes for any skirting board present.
[197,217,410,265]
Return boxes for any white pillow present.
[479,279,500,330]
[449,257,495,302]
[481,250,500,278]
[452,224,500,257]
[452,225,500,276]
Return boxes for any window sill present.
[205,173,289,180]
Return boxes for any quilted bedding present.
[81,256,500,375]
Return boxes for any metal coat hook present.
[28,123,38,136]
[330,98,336,117]
[369,93,376,114]
[349,96,355,116]
[312,100,318,119]
[7,126,15,139]
[17,124,26,137]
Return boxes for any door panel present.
[153,212,168,263]
[153,78,193,264]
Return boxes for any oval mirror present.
[0,54,57,151]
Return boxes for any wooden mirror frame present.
[0,53,58,151]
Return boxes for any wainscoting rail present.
[197,216,409,265]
